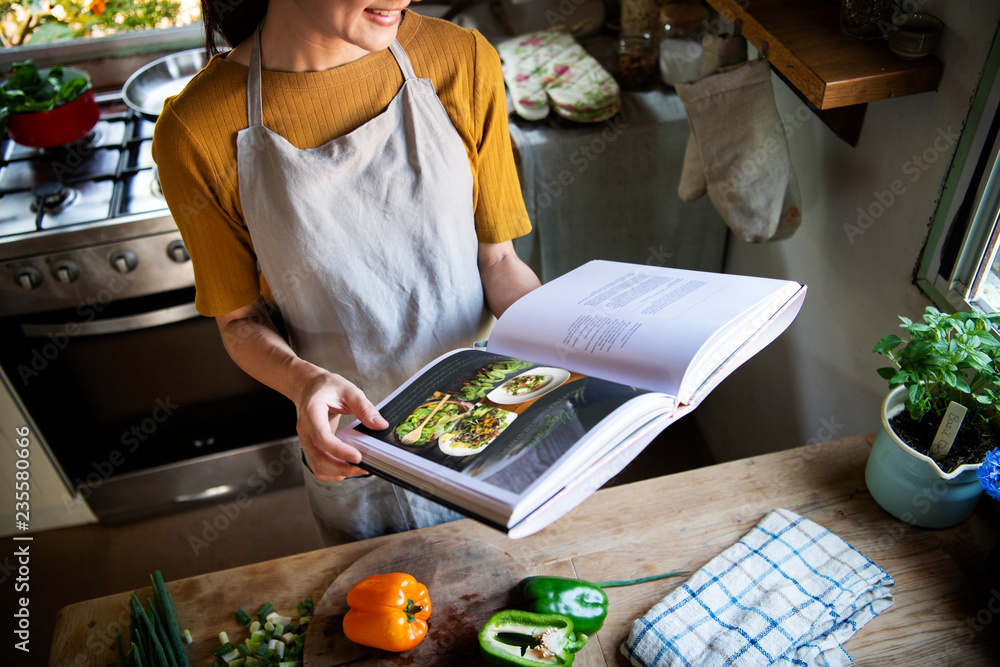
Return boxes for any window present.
[920,26,1000,314]
[0,1,202,69]
[2,1,201,47]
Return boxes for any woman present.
[152,0,540,544]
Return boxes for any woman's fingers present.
[296,372,387,481]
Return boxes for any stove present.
[0,89,301,525]
[0,91,194,318]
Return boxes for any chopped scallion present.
[212,642,234,658]
[255,603,274,623]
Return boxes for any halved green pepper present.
[479,610,587,666]
[515,571,690,636]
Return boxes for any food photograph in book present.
[355,349,654,494]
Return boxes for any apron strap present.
[247,25,264,128]
[388,41,417,81]
[248,33,410,126]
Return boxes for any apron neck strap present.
[389,41,416,81]
[247,24,264,128]
[246,30,413,127]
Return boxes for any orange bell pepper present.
[342,572,432,652]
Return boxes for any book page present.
[487,260,802,397]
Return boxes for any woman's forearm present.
[214,299,382,480]
[478,240,541,318]
[216,300,324,406]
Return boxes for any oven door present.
[0,287,300,523]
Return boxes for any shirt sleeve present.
[469,30,533,244]
[152,102,262,317]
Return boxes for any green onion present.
[148,600,179,667]
[255,603,274,623]
[113,627,127,666]
[213,642,235,657]
[210,599,312,667]
[218,648,241,663]
[150,570,192,667]
[130,642,145,667]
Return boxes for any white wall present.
[695,2,1000,461]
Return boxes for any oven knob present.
[110,249,139,274]
[51,260,81,284]
[13,266,43,290]
[167,240,190,263]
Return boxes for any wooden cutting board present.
[303,533,528,665]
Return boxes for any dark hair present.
[201,0,269,56]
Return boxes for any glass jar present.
[840,0,893,40]
[659,3,710,86]
[620,0,660,38]
[616,33,659,90]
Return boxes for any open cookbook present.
[339,260,807,538]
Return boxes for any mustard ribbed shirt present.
[152,11,530,317]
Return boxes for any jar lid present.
[659,3,710,30]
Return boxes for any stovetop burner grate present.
[0,93,166,240]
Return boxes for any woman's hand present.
[295,371,389,482]
[215,299,388,482]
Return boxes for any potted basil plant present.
[867,306,1000,527]
[1,60,99,148]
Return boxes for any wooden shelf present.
[703,0,943,110]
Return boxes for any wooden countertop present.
[48,434,1000,666]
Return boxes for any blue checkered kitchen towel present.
[621,508,894,666]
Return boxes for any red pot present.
[5,67,100,149]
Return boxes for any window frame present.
[0,23,204,69]
[919,25,1000,314]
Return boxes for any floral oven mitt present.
[497,29,621,123]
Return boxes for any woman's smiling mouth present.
[364,7,404,25]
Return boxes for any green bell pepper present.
[515,571,690,636]
[479,610,587,666]
[515,577,608,636]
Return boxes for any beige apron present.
[237,27,490,544]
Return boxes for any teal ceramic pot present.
[865,386,984,528]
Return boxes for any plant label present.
[930,401,967,459]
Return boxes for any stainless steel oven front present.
[0,93,300,523]
[0,286,300,523]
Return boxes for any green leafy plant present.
[0,60,89,129]
[873,306,1000,426]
